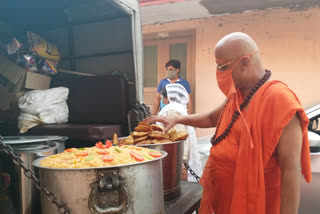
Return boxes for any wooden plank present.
[58,69,95,76]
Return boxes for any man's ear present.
[240,58,250,71]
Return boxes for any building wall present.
[143,6,320,137]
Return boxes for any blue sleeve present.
[157,79,164,93]
[184,81,191,94]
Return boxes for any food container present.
[139,140,184,200]
[32,150,167,214]
[0,136,65,214]
[3,136,67,153]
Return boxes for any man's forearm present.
[280,169,301,214]
[152,99,160,115]
[175,102,224,128]
[175,112,218,128]
[152,104,159,115]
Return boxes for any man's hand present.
[144,101,226,132]
[277,113,303,214]
[143,115,181,132]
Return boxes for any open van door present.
[0,0,147,143]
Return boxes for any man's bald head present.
[214,32,265,95]
[215,32,259,61]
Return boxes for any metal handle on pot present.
[88,170,129,214]
[89,185,129,214]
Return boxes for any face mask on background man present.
[167,69,178,80]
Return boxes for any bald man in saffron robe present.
[144,32,312,214]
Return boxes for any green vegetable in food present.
[114,147,122,153]
[86,154,94,161]
[143,154,152,160]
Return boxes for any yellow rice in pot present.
[40,145,161,168]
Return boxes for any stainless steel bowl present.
[0,139,61,214]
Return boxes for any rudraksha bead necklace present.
[210,69,271,146]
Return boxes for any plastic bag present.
[7,38,23,55]
[27,32,60,64]
[15,54,38,72]
[158,103,203,182]
[112,70,129,81]
[18,87,69,133]
[17,113,41,133]
[40,59,57,75]
[5,32,60,76]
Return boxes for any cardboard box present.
[0,53,52,110]
[25,71,51,90]
[0,54,26,109]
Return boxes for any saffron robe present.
[199,80,312,214]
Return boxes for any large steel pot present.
[139,140,184,201]
[33,150,167,214]
[0,137,63,214]
[3,136,67,153]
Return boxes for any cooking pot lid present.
[3,136,68,145]
[8,141,58,152]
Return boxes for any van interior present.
[0,0,147,148]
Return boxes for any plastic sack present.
[18,87,69,133]
[158,102,203,182]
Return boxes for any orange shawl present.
[199,80,312,214]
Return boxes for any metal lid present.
[10,142,52,151]
[3,136,68,145]
[8,141,60,154]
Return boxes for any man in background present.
[152,59,192,114]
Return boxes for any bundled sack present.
[18,87,69,133]
[5,32,60,75]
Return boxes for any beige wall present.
[143,6,320,137]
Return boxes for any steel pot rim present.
[3,135,69,144]
[32,149,168,171]
[1,141,61,154]
[130,140,185,147]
